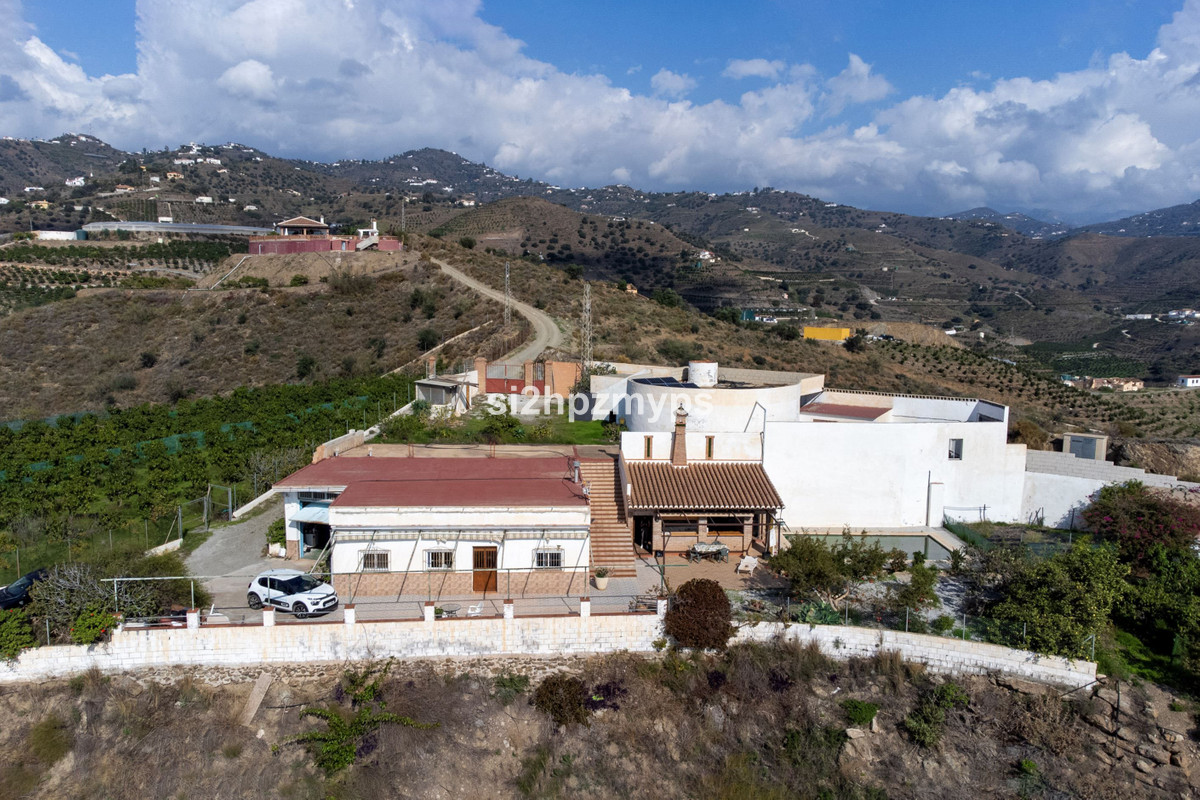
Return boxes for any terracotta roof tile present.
[276,456,576,489]
[798,402,888,420]
[333,478,586,508]
[626,462,783,511]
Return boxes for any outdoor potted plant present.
[594,567,610,591]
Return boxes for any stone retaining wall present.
[734,622,1095,688]
[0,610,1096,688]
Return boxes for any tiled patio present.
[633,550,789,595]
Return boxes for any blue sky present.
[5,0,1200,222]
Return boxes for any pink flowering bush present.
[1082,481,1200,563]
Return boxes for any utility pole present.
[401,197,406,233]
[504,261,512,328]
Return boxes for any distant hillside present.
[1073,198,1200,237]
[0,257,512,420]
[945,207,1067,239]
[424,196,780,307]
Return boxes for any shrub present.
[886,549,908,573]
[70,603,119,645]
[139,351,158,369]
[417,327,439,351]
[0,608,35,660]
[291,662,435,775]
[266,518,286,547]
[531,674,589,726]
[492,672,531,707]
[931,615,955,634]
[28,714,72,764]
[1082,480,1200,563]
[664,578,733,650]
[903,682,969,748]
[841,698,879,727]
[289,274,309,286]
[458,236,476,249]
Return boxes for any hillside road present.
[431,257,563,362]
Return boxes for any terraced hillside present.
[0,258,519,420]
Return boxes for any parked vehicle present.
[0,568,48,610]
[247,569,338,618]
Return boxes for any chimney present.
[572,459,581,484]
[474,356,487,387]
[671,404,688,467]
[426,356,436,378]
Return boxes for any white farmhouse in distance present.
[1178,375,1200,388]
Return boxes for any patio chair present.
[736,555,759,575]
[466,603,484,617]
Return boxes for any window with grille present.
[534,549,563,569]
[362,551,389,571]
[705,436,715,459]
[425,550,454,570]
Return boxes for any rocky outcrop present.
[1111,438,1200,480]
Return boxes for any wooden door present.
[472,547,498,592]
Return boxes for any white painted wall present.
[330,535,589,575]
[621,379,807,433]
[0,617,1094,689]
[762,420,1026,527]
[620,430,763,462]
[330,505,588,530]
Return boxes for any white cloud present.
[723,58,785,80]
[1,0,1200,221]
[649,68,695,99]
[824,53,892,116]
[217,59,277,101]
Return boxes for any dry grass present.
[0,258,511,418]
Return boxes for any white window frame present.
[533,548,563,570]
[425,549,454,571]
[361,550,389,571]
[948,438,964,460]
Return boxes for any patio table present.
[688,543,730,563]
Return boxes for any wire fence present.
[104,566,661,629]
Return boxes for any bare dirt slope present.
[196,249,418,289]
[1,645,1196,799]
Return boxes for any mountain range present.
[5,134,1200,380]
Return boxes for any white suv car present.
[247,569,338,618]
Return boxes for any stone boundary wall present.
[1026,450,1198,489]
[312,430,366,462]
[734,622,1095,688]
[0,611,1095,688]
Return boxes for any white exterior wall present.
[1021,472,1097,528]
[330,505,587,530]
[0,618,1094,689]
[622,381,806,433]
[1021,450,1200,528]
[620,430,762,462]
[282,492,303,547]
[763,421,1026,527]
[330,535,590,575]
[328,504,590,574]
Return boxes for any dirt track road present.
[431,257,563,362]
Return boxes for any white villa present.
[270,358,1199,596]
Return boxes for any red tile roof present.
[626,462,783,511]
[334,478,586,508]
[276,456,575,489]
[276,456,588,507]
[798,402,889,420]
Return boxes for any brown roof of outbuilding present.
[799,402,888,420]
[626,461,783,511]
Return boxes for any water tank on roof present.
[688,360,718,388]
